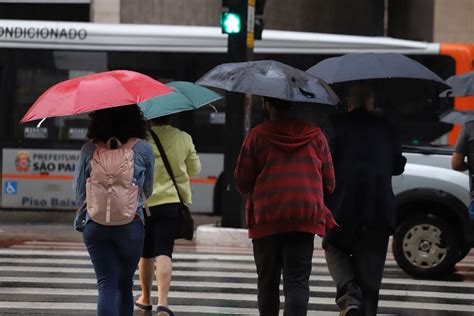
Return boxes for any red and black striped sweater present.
[234,118,337,239]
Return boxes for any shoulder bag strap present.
[149,128,184,204]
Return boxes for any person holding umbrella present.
[134,81,217,316]
[198,60,340,316]
[21,70,174,316]
[322,82,406,316]
[307,53,450,316]
[75,105,155,316]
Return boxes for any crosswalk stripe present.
[0,301,397,316]
[1,249,473,269]
[0,287,473,312]
[1,275,473,294]
[1,265,473,289]
[1,284,473,301]
[0,257,459,271]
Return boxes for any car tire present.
[392,213,459,278]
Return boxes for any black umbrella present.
[307,53,449,89]
[196,60,339,105]
[440,72,474,97]
[440,109,474,124]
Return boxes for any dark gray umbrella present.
[440,109,474,124]
[306,53,449,89]
[196,60,339,105]
[440,72,474,97]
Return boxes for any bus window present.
[175,98,227,154]
[14,68,69,142]
[14,68,92,145]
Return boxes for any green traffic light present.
[221,12,241,34]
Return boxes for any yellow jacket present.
[147,125,201,207]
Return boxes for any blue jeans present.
[83,220,144,316]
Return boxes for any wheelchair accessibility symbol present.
[4,181,17,195]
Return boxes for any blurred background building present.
[0,0,473,43]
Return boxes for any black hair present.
[150,114,173,126]
[263,96,292,112]
[87,104,147,144]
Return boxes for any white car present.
[392,146,473,277]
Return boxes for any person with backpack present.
[234,97,337,316]
[134,115,201,316]
[73,104,154,316]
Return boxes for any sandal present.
[157,305,175,316]
[134,295,152,311]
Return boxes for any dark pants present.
[323,228,389,316]
[83,220,144,316]
[252,232,315,316]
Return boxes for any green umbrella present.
[138,81,223,120]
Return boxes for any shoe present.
[134,295,152,311]
[346,310,363,316]
[340,305,362,316]
[157,305,175,316]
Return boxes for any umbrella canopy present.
[196,60,339,105]
[440,109,474,125]
[306,53,449,89]
[139,81,223,120]
[440,72,474,97]
[20,70,175,123]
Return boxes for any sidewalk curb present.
[196,224,251,248]
[0,209,74,223]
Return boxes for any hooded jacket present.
[234,118,337,239]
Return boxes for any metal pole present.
[372,0,385,36]
[221,0,255,228]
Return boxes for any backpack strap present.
[141,191,151,217]
[123,138,151,217]
[105,173,114,223]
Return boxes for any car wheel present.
[393,213,459,278]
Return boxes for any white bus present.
[0,19,471,213]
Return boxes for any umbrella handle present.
[36,118,47,128]
[208,104,218,113]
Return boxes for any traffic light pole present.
[221,0,255,228]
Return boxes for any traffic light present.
[221,0,243,35]
[220,0,265,38]
[220,11,242,34]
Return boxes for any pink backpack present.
[86,137,148,225]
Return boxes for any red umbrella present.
[20,70,175,123]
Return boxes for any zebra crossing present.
[0,241,473,315]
